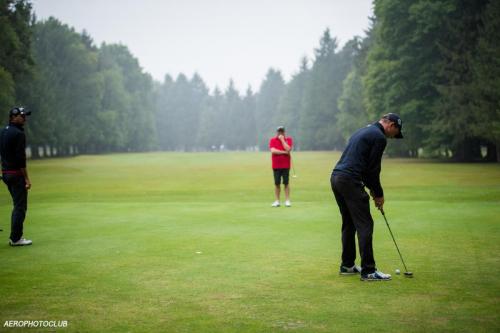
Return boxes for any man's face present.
[11,114,26,125]
[387,122,401,138]
[277,130,285,137]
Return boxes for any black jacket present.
[332,122,387,197]
[0,123,27,170]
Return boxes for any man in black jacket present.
[331,113,403,281]
[0,107,32,246]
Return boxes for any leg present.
[274,185,281,201]
[331,176,356,267]
[273,169,281,201]
[282,169,290,201]
[343,185,376,275]
[5,175,27,242]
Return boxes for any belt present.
[2,170,23,175]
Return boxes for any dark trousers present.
[2,174,28,242]
[331,174,376,274]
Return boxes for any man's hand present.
[25,178,31,190]
[278,134,291,152]
[374,196,384,210]
[270,147,289,155]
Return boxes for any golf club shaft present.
[380,209,409,272]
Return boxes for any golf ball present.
[395,269,400,274]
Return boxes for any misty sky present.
[31,0,373,92]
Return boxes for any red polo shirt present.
[269,136,293,169]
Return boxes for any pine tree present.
[300,29,353,150]
[469,0,500,161]
[0,0,33,114]
[255,69,286,150]
[276,57,309,149]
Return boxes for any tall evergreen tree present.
[224,80,244,150]
[0,0,34,112]
[29,18,102,156]
[187,73,209,150]
[276,57,309,149]
[364,0,446,157]
[255,68,286,150]
[365,0,493,160]
[99,43,156,152]
[155,74,174,150]
[337,30,374,145]
[240,86,257,149]
[469,0,500,161]
[426,0,491,161]
[197,87,225,150]
[300,29,353,150]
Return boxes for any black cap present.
[382,113,403,139]
[276,126,285,132]
[9,107,31,117]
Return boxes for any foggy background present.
[1,0,498,161]
[31,0,373,91]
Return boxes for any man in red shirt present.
[269,126,293,207]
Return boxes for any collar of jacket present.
[373,121,385,135]
[8,122,24,131]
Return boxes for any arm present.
[278,135,291,152]
[269,137,289,155]
[270,147,289,155]
[365,137,386,209]
[15,132,31,190]
[21,168,31,190]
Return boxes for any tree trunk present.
[496,140,500,163]
[30,145,40,159]
[485,141,498,162]
[61,146,69,156]
[454,138,482,162]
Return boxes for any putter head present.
[404,272,413,278]
[292,175,297,178]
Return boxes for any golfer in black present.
[331,113,403,281]
[0,107,32,246]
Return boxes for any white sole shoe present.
[360,270,391,281]
[9,238,33,246]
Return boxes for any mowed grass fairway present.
[1,152,499,332]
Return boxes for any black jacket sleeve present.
[14,131,27,169]
[363,137,386,197]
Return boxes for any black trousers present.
[331,174,376,274]
[2,174,28,242]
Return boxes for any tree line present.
[1,0,499,161]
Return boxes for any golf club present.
[379,208,413,278]
[290,154,297,178]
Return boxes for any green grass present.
[0,152,499,332]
